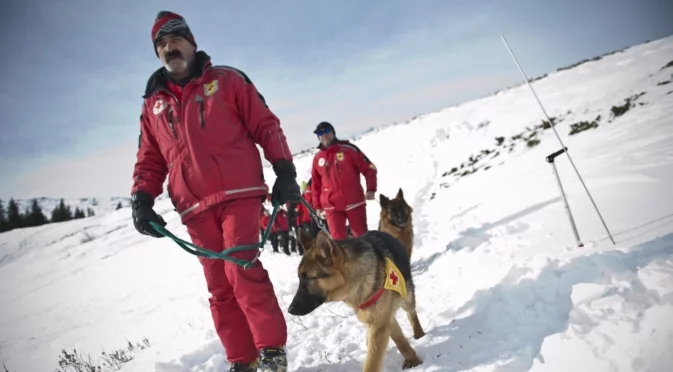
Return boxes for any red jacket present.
[296,190,313,224]
[274,209,289,231]
[131,52,292,222]
[310,140,377,211]
[260,213,276,233]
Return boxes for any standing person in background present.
[296,179,316,238]
[284,201,300,254]
[274,207,291,255]
[310,121,377,239]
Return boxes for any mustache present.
[164,50,183,61]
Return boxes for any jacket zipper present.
[195,95,206,129]
[167,108,178,139]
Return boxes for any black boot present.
[259,347,287,372]
[228,359,258,372]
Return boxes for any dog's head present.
[288,229,347,316]
[379,188,413,229]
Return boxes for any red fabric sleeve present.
[232,70,293,164]
[310,157,323,209]
[131,102,168,198]
[352,148,377,192]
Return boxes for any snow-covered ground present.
[2,35,673,372]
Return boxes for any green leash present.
[149,196,329,269]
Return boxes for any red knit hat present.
[151,11,197,56]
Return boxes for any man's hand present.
[271,159,301,205]
[365,191,376,200]
[132,191,167,238]
[316,208,326,219]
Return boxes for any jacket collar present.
[143,51,212,98]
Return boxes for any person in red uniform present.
[260,206,274,243]
[310,121,377,240]
[274,207,291,255]
[130,11,300,372]
[284,201,300,254]
[296,180,314,237]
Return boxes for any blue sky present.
[1,0,672,199]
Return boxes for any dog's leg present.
[362,324,391,372]
[402,290,426,339]
[389,316,423,369]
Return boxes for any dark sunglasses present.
[315,128,332,137]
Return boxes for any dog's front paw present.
[413,330,425,340]
[402,356,422,369]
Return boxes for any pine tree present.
[7,198,23,230]
[74,207,85,219]
[116,201,123,210]
[64,203,73,221]
[0,199,7,232]
[25,199,47,227]
[86,207,95,217]
[51,199,70,223]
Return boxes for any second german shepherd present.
[379,188,414,258]
[288,228,426,371]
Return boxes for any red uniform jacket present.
[260,213,276,233]
[274,209,289,231]
[131,51,292,222]
[310,140,377,212]
[296,189,313,224]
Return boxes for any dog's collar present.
[358,287,385,310]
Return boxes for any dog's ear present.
[396,188,404,200]
[315,230,341,265]
[297,228,314,251]
[379,194,390,208]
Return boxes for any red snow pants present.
[325,205,368,239]
[185,196,287,363]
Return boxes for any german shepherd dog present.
[379,188,414,258]
[288,228,426,371]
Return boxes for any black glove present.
[131,191,167,238]
[271,159,301,205]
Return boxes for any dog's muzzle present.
[288,282,325,316]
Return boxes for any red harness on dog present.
[358,287,385,309]
[357,257,407,310]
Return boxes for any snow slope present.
[2,35,673,372]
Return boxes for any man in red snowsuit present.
[310,122,377,239]
[130,11,300,372]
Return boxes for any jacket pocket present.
[167,163,199,212]
[195,94,206,129]
[211,155,227,187]
[167,108,178,139]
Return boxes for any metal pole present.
[548,149,583,247]
[500,34,615,245]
